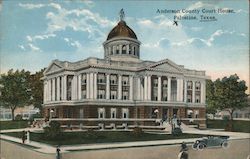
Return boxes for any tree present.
[43,121,62,139]
[207,74,248,122]
[206,79,217,114]
[0,69,31,120]
[29,68,45,113]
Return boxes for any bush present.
[15,114,23,121]
[43,121,62,140]
[172,127,183,136]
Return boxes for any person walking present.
[56,145,61,159]
[21,131,26,144]
[178,142,188,159]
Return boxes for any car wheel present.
[192,144,197,150]
[222,141,229,149]
[197,143,204,150]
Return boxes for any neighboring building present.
[0,107,12,121]
[15,105,40,120]
[42,11,209,128]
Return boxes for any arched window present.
[116,45,119,54]
[133,46,136,55]
[122,45,126,54]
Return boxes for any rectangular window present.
[97,73,106,84]
[98,90,105,99]
[187,81,193,90]
[122,91,129,100]
[110,75,118,85]
[81,74,87,84]
[162,80,168,88]
[110,108,117,119]
[67,75,73,100]
[111,91,117,99]
[122,76,129,86]
[122,108,129,119]
[98,108,105,119]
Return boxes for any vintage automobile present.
[192,136,229,150]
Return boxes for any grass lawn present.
[2,131,205,146]
[207,119,250,133]
[0,121,29,130]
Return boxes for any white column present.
[48,79,51,101]
[184,80,187,103]
[43,81,47,103]
[89,73,93,99]
[167,77,171,101]
[119,44,122,54]
[144,76,148,100]
[52,78,55,101]
[129,76,133,100]
[137,77,141,100]
[106,74,110,99]
[201,81,205,104]
[93,73,97,99]
[126,44,129,54]
[147,75,151,100]
[158,76,162,101]
[118,74,122,100]
[176,79,180,101]
[56,77,60,101]
[71,76,76,100]
[86,73,90,99]
[78,74,82,100]
[63,75,67,100]
[192,81,196,103]
[179,79,184,102]
[140,78,144,100]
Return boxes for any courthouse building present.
[42,12,209,128]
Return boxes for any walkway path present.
[0,127,249,154]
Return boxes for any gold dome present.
[107,20,137,40]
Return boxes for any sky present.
[0,0,249,93]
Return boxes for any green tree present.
[29,68,45,113]
[43,121,62,139]
[206,79,217,114]
[0,69,31,120]
[207,74,248,125]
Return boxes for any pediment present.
[146,59,183,73]
[44,62,63,74]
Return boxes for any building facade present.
[42,15,209,128]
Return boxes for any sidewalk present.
[1,127,249,154]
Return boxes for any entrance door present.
[173,108,178,117]
[162,108,168,121]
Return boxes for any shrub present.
[43,121,62,140]
[172,127,183,136]
[15,114,23,121]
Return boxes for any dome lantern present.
[103,9,141,62]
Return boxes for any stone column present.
[167,77,171,101]
[86,73,90,99]
[63,75,67,100]
[119,44,122,54]
[89,73,93,99]
[184,80,187,103]
[48,79,51,101]
[180,79,184,102]
[192,81,196,103]
[144,76,148,100]
[147,75,151,100]
[93,73,97,99]
[118,74,122,100]
[71,76,77,100]
[43,81,47,103]
[56,77,60,101]
[137,77,141,100]
[201,81,205,104]
[106,74,110,99]
[52,78,55,101]
[126,44,129,54]
[129,76,133,100]
[78,74,82,100]
[158,76,162,101]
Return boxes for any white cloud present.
[70,40,81,48]
[28,43,41,52]
[26,34,56,42]
[82,0,94,8]
[18,45,25,51]
[19,3,45,9]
